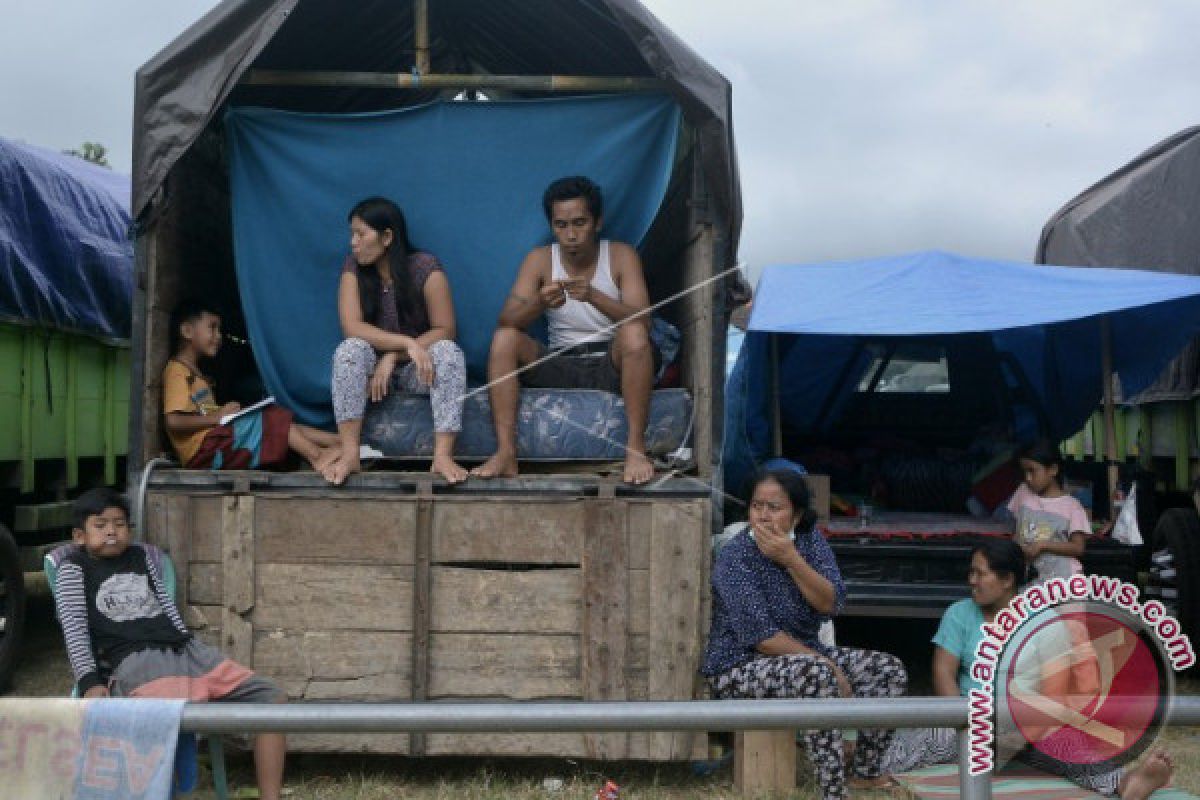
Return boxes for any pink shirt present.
[1007,484,1089,580]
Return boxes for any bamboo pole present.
[241,70,667,92]
[414,0,430,74]
[1101,317,1119,510]
[770,334,783,458]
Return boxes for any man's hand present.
[562,278,591,304]
[218,401,241,418]
[752,520,800,569]
[370,352,399,402]
[83,685,110,699]
[537,282,568,309]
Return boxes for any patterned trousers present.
[332,337,466,432]
[708,648,908,800]
[881,726,1122,795]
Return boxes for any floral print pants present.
[332,337,466,432]
[709,647,907,800]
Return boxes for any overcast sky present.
[3,1,1198,278]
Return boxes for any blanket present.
[0,697,184,800]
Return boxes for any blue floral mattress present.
[362,388,693,459]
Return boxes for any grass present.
[12,582,1200,798]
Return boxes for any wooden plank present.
[425,733,588,758]
[581,499,628,759]
[254,630,412,701]
[162,494,192,603]
[187,563,222,605]
[141,493,166,545]
[646,501,707,760]
[627,501,653,568]
[190,496,223,561]
[734,730,796,794]
[431,500,584,564]
[221,495,255,667]
[256,498,415,564]
[222,496,255,613]
[628,569,649,634]
[254,564,413,631]
[287,734,409,754]
[411,495,432,757]
[429,634,580,700]
[431,567,581,633]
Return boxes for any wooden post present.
[221,495,255,667]
[410,490,433,757]
[1101,318,1119,509]
[734,730,795,794]
[413,0,430,74]
[581,499,629,759]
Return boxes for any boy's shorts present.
[187,405,292,470]
[111,638,283,703]
[521,340,661,394]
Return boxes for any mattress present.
[362,388,693,460]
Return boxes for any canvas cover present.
[226,95,680,425]
[1037,126,1200,401]
[0,137,132,339]
[132,0,740,257]
[723,251,1200,492]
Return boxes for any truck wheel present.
[0,524,26,693]
[1150,509,1200,649]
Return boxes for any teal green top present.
[932,598,985,696]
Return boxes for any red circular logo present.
[998,605,1170,772]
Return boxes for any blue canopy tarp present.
[0,137,133,339]
[227,94,681,427]
[723,250,1200,492]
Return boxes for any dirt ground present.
[10,578,1200,799]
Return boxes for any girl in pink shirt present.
[1007,439,1089,582]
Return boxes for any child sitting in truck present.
[163,298,340,473]
[1008,438,1089,582]
[55,488,287,800]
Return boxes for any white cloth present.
[546,239,619,350]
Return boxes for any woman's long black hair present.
[349,197,419,328]
[971,538,1026,590]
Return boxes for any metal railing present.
[180,696,1200,799]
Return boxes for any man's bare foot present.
[623,449,655,484]
[471,451,518,479]
[327,452,360,486]
[1119,749,1173,800]
[432,454,468,484]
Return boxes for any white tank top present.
[546,240,619,350]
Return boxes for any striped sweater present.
[54,544,190,693]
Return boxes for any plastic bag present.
[1112,483,1143,546]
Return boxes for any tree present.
[64,142,110,168]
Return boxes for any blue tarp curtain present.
[723,250,1200,492]
[0,137,133,339]
[227,94,681,427]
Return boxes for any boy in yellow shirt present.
[162,299,339,471]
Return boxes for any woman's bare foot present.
[471,450,518,479]
[310,446,339,474]
[1119,749,1173,800]
[327,450,360,485]
[317,452,343,483]
[431,454,468,484]
[623,450,655,484]
[848,775,897,790]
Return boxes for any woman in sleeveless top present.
[327,197,468,485]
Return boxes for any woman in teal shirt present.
[883,539,1172,800]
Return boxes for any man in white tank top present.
[473,176,658,484]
